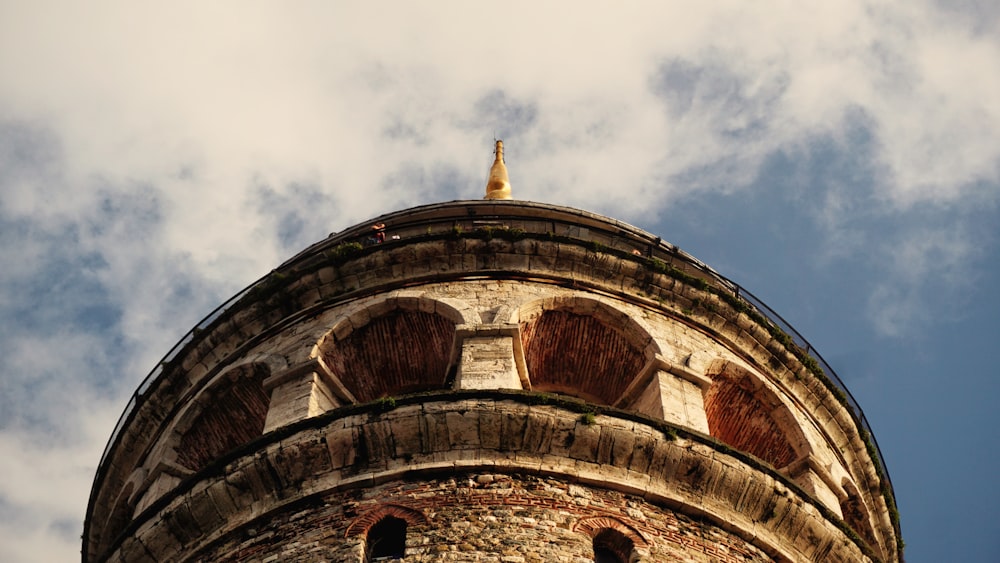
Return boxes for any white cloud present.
[0,406,118,563]
[866,222,984,336]
[3,3,996,226]
[0,1,998,560]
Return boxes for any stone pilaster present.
[262,358,354,433]
[619,355,711,434]
[453,324,527,391]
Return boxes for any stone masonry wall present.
[193,473,774,562]
[104,397,874,563]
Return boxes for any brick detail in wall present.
[521,310,646,404]
[174,370,269,472]
[573,515,649,548]
[321,310,455,402]
[704,376,797,469]
[345,503,429,538]
[192,474,774,562]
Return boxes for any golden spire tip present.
[484,139,512,200]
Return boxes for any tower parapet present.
[84,198,901,562]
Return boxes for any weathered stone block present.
[445,411,481,449]
[568,422,601,463]
[479,411,502,450]
[272,438,333,487]
[388,414,423,458]
[609,427,636,468]
[325,426,357,470]
[162,499,201,545]
[205,477,240,520]
[522,412,554,453]
[423,412,451,453]
[186,487,224,535]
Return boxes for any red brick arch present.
[325,294,470,342]
[171,362,272,472]
[345,504,429,538]
[573,515,648,548]
[317,296,466,402]
[516,297,658,405]
[704,361,810,470]
[512,296,659,358]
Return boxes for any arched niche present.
[594,529,633,563]
[346,503,429,539]
[516,297,656,405]
[574,516,647,563]
[318,297,460,402]
[365,516,406,561]
[703,361,809,470]
[172,362,272,472]
[841,478,879,551]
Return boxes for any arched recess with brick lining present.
[703,360,810,470]
[841,478,879,552]
[318,297,461,402]
[574,516,647,562]
[345,504,429,538]
[94,480,134,556]
[515,297,657,405]
[170,362,272,472]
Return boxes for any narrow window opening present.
[594,545,625,563]
[366,516,407,561]
[593,528,632,563]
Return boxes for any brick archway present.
[704,361,810,469]
[171,362,272,472]
[319,303,458,402]
[345,504,429,538]
[575,515,646,562]
[516,297,657,405]
[574,515,648,548]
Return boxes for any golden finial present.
[484,140,512,200]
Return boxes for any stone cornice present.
[97,392,880,563]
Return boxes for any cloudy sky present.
[1,2,998,561]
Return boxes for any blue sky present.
[1,2,998,561]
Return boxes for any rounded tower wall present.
[85,200,900,562]
[100,397,876,562]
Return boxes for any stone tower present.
[83,144,902,562]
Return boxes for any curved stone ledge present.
[100,393,877,563]
[98,237,855,483]
[87,201,899,562]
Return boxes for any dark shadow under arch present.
[593,528,634,563]
[366,516,406,561]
